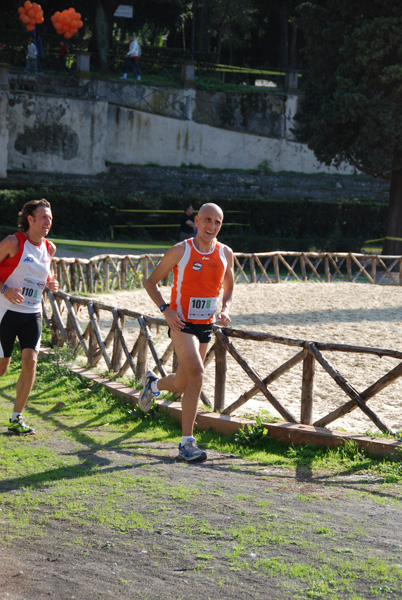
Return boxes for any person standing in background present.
[179,204,196,241]
[25,38,38,74]
[120,34,141,80]
[54,39,73,76]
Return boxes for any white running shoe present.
[138,370,159,412]
[178,439,207,463]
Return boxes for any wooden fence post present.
[371,256,377,284]
[56,262,62,290]
[324,255,330,283]
[137,330,148,381]
[346,254,352,281]
[103,258,109,292]
[249,256,256,283]
[273,255,280,283]
[301,346,315,424]
[143,257,149,282]
[111,312,124,372]
[121,258,128,289]
[300,254,307,281]
[87,321,98,368]
[214,334,227,412]
[47,292,67,346]
[86,262,93,293]
[70,262,77,292]
[66,301,78,349]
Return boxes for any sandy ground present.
[83,281,402,435]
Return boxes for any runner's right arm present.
[0,235,23,303]
[144,243,186,332]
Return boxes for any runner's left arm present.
[46,241,59,292]
[216,246,234,326]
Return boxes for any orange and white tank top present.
[170,238,227,324]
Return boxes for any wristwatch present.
[159,303,170,313]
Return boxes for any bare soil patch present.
[4,259,401,598]
[1,433,402,600]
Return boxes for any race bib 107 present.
[188,296,218,320]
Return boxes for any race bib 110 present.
[21,277,46,306]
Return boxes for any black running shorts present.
[169,321,214,343]
[0,309,42,357]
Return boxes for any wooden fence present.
[52,251,402,293]
[43,289,402,436]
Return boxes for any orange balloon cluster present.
[51,8,84,39]
[18,2,44,32]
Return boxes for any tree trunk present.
[289,24,298,70]
[191,0,197,61]
[278,4,288,71]
[215,0,231,64]
[198,0,210,54]
[215,18,225,63]
[383,158,402,256]
[95,0,118,70]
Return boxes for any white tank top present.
[0,232,51,313]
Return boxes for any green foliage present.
[129,400,161,423]
[0,187,114,240]
[0,182,387,252]
[295,1,402,177]
[209,0,257,62]
[220,196,386,252]
[234,417,267,447]
[109,192,387,252]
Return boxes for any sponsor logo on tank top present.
[193,262,202,271]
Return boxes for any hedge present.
[0,187,387,253]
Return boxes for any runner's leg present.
[13,348,38,414]
[0,357,11,376]
[157,330,208,436]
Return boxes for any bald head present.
[197,203,224,220]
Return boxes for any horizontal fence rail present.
[43,290,402,436]
[52,251,402,294]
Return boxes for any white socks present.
[150,379,160,395]
[182,436,195,446]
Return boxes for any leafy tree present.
[208,0,257,64]
[295,1,402,255]
[130,0,185,46]
[249,0,300,71]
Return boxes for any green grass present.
[1,349,402,599]
[2,347,401,481]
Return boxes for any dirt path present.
[1,432,401,600]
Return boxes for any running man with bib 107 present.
[139,202,234,462]
[0,199,59,435]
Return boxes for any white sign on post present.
[114,5,133,18]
